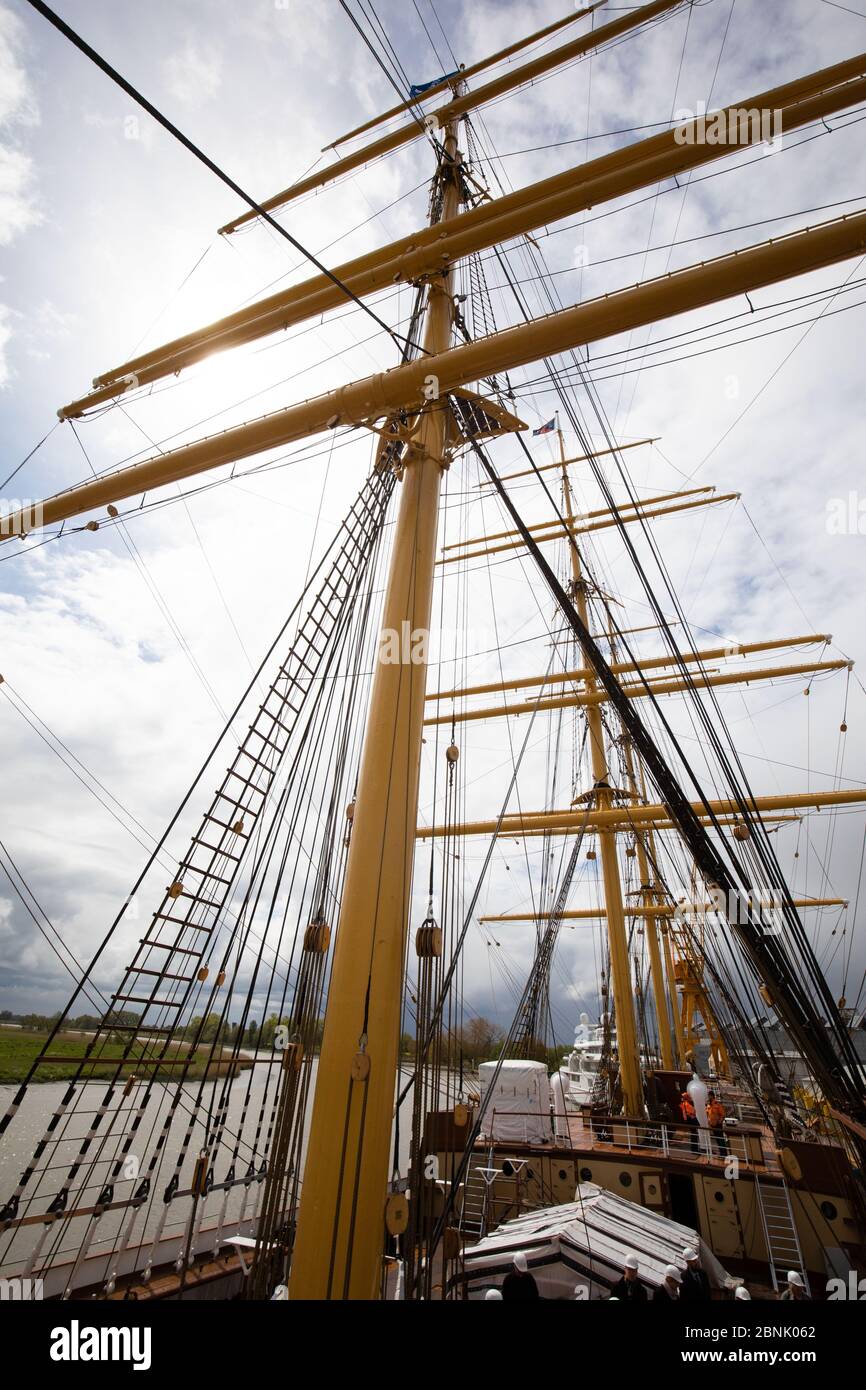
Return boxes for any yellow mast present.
[427,633,832,701]
[557,427,643,1114]
[13,209,866,537]
[424,658,848,725]
[479,897,846,921]
[57,48,866,419]
[288,121,461,1301]
[619,716,677,1071]
[219,1,676,232]
[325,2,608,149]
[437,491,740,563]
[419,787,866,838]
[660,919,687,1065]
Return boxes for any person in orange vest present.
[680,1090,700,1155]
[706,1090,729,1157]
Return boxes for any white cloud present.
[2,0,866,1035]
[163,40,223,107]
[0,302,11,386]
[0,142,39,248]
[0,4,40,239]
[0,5,41,388]
[0,6,36,127]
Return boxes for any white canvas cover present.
[464,1184,737,1300]
[477,1059,552,1144]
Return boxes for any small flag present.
[409,70,461,99]
[533,418,556,436]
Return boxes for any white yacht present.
[559,1013,608,1107]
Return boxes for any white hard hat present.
[664,1264,683,1283]
[624,1252,639,1271]
[485,1288,503,1300]
[735,1286,751,1301]
[513,1251,528,1273]
[683,1248,699,1262]
[787,1270,804,1287]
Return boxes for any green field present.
[0,1029,252,1084]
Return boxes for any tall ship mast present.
[2,0,866,1304]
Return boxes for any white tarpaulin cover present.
[477,1060,552,1144]
[464,1184,736,1300]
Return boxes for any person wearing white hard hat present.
[610,1251,647,1303]
[735,1286,752,1301]
[780,1270,809,1301]
[680,1247,710,1302]
[502,1249,540,1301]
[484,1288,503,1301]
[653,1264,684,1301]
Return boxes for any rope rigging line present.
[460,151,865,1103]
[461,432,866,1134]
[22,0,427,361]
[0,461,397,1267]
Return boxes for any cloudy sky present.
[1,0,865,1048]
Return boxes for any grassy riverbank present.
[0,1029,252,1084]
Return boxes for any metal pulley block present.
[304,917,331,953]
[385,1191,409,1235]
[415,918,442,957]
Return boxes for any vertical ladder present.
[458,1169,487,1241]
[460,1145,496,1241]
[92,467,397,1050]
[755,1174,810,1295]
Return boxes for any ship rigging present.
[2,0,866,1304]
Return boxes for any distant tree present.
[461,1016,505,1062]
[70,1014,101,1031]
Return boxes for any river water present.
[0,1058,470,1283]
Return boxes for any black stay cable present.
[478,181,863,1087]
[22,0,426,359]
[340,0,418,117]
[465,429,866,1138]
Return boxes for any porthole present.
[714,1190,725,1204]
[619,1172,632,1188]
[820,1200,838,1222]
[558,1169,568,1181]
[501,1160,514,1178]
[579,1167,592,1182]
